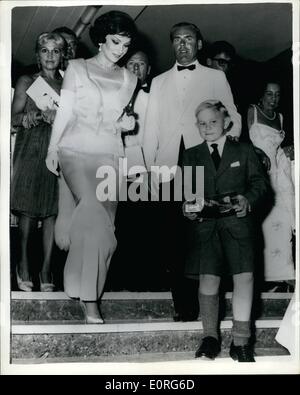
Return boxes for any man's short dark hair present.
[52,26,78,41]
[126,47,150,64]
[207,41,236,60]
[170,22,203,42]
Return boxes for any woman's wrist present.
[47,145,58,155]
[12,112,36,127]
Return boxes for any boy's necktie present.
[211,143,221,170]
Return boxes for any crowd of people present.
[10,11,295,362]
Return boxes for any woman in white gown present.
[247,80,295,284]
[46,11,138,323]
[275,293,298,355]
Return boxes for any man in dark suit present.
[109,48,153,291]
[182,100,269,362]
[126,49,151,93]
[206,41,236,76]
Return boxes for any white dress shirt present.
[207,134,227,157]
[175,60,198,108]
[142,60,241,171]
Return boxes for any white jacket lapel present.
[162,65,182,127]
[183,65,205,117]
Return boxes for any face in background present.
[37,39,63,71]
[260,83,281,113]
[126,51,150,84]
[60,32,78,60]
[101,34,131,64]
[172,26,202,65]
[196,108,228,142]
[207,51,232,74]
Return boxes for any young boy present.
[182,100,269,362]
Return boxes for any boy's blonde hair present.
[195,100,232,132]
[195,100,229,119]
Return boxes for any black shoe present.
[173,313,181,322]
[229,341,255,362]
[173,312,198,322]
[181,312,198,322]
[195,336,221,360]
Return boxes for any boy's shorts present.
[185,215,255,278]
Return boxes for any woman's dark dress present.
[11,75,61,218]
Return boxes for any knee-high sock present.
[232,320,251,346]
[200,293,219,340]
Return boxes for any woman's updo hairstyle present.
[89,11,137,47]
[35,32,67,55]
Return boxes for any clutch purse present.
[119,79,141,140]
[26,76,60,110]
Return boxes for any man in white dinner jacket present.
[142,22,241,321]
[143,22,241,169]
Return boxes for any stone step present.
[11,291,292,323]
[12,319,287,361]
[12,348,289,364]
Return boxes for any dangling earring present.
[61,57,65,71]
[98,43,102,52]
[37,57,41,70]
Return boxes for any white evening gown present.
[249,106,295,281]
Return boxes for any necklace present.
[95,56,119,72]
[257,105,276,121]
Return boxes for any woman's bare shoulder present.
[247,104,256,114]
[16,74,34,86]
[14,74,36,95]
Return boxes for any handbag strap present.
[121,78,142,118]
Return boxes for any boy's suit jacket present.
[183,138,269,211]
[182,138,269,275]
[143,62,241,171]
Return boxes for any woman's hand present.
[279,130,285,140]
[45,150,59,176]
[254,146,271,171]
[22,111,42,129]
[116,114,136,132]
[42,109,57,125]
[124,135,139,147]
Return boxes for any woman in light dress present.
[275,293,297,356]
[46,11,138,323]
[247,80,295,287]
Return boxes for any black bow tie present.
[141,84,150,93]
[177,64,196,71]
